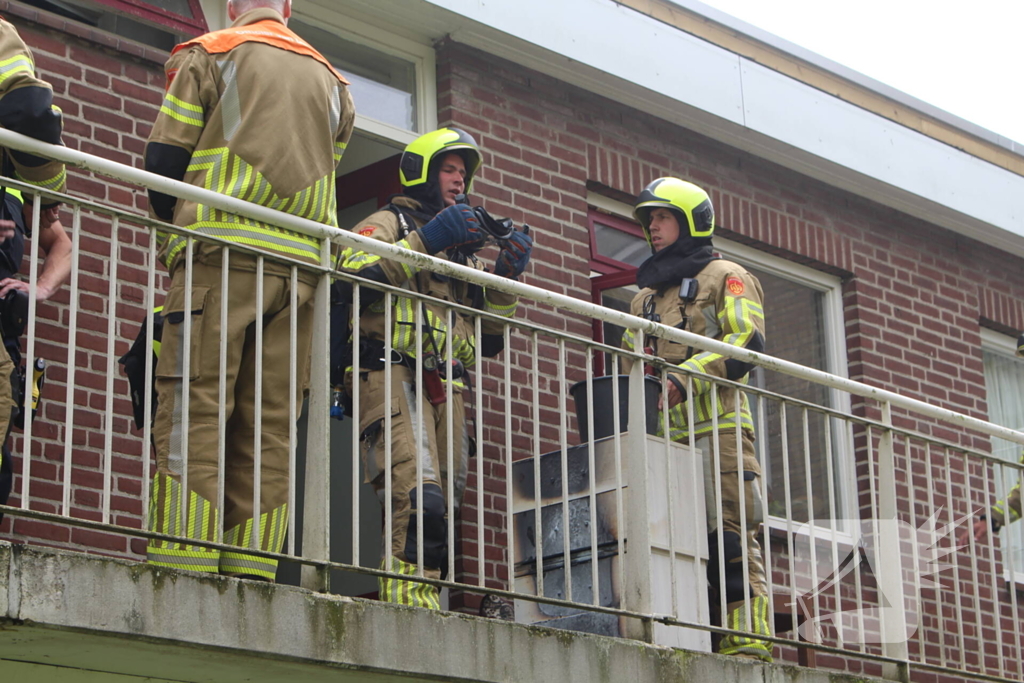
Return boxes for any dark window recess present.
[19,0,206,50]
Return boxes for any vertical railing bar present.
[877,402,910,680]
[586,347,599,606]
[503,323,513,597]
[101,215,120,523]
[217,247,228,544]
[179,237,194,537]
[866,424,881,648]
[383,293,393,578]
[445,308,455,583]
[286,266,298,556]
[350,283,361,566]
[905,437,924,665]
[941,447,966,671]
[61,205,83,517]
[923,442,944,668]
[20,194,42,511]
[475,315,484,589]
[251,256,265,552]
[611,354,625,605]
[982,460,1006,678]
[710,382,726,632]
[736,390,751,636]
[558,338,572,604]
[823,415,843,650]
[414,302,425,579]
[532,331,544,599]
[779,401,797,640]
[801,407,819,642]
[141,221,156,526]
[964,448,983,676]
[852,420,866,652]
[663,368,678,618]
[755,393,772,640]
[686,375,703,626]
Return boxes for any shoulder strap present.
[174,20,349,84]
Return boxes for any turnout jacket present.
[0,17,66,199]
[623,258,765,465]
[145,8,355,272]
[340,196,518,369]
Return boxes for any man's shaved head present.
[227,0,291,21]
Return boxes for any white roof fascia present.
[318,0,1024,257]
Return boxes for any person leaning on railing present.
[620,178,773,662]
[140,0,355,581]
[959,332,1024,548]
[0,15,71,522]
[337,127,532,609]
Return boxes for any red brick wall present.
[0,2,166,557]
[436,39,1024,677]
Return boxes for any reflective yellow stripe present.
[0,54,33,85]
[483,296,517,318]
[160,93,205,126]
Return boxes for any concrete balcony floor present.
[0,541,881,683]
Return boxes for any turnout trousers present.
[357,364,469,608]
[0,327,15,520]
[147,254,315,580]
[697,428,773,662]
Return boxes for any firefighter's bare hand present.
[659,379,684,411]
[41,206,61,228]
[957,517,990,548]
[0,219,15,244]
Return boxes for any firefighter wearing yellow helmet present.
[339,128,531,608]
[622,177,772,662]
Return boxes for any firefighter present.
[0,16,70,522]
[142,0,355,580]
[339,127,532,608]
[621,177,772,662]
[959,332,1024,547]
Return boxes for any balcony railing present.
[0,128,1021,682]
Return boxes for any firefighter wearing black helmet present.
[622,177,772,662]
[339,127,532,608]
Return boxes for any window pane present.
[599,284,639,373]
[594,222,649,267]
[982,348,1024,574]
[145,0,193,17]
[293,21,418,132]
[745,266,836,524]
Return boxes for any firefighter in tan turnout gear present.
[622,178,772,662]
[142,0,355,580]
[339,128,532,608]
[0,15,71,522]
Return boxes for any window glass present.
[293,20,418,132]
[593,221,649,268]
[982,344,1024,575]
[22,0,189,49]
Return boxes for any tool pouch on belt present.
[422,352,446,406]
[118,310,164,431]
[11,357,45,431]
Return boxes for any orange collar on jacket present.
[173,17,349,85]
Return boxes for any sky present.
[692,0,1023,146]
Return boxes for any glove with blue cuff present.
[493,230,533,279]
[417,204,485,255]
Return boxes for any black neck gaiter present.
[635,238,717,290]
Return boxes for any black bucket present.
[569,375,662,442]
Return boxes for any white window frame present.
[980,328,1024,585]
[588,192,855,536]
[292,3,438,145]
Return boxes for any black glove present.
[417,204,485,255]
[493,230,533,279]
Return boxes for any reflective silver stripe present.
[403,379,437,481]
[329,85,342,143]
[189,224,321,259]
[147,548,220,569]
[219,552,278,573]
[218,60,242,141]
